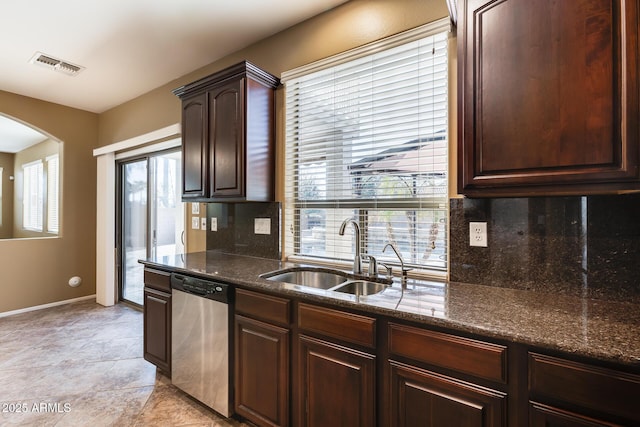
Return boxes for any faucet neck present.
[339,218,362,275]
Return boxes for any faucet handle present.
[378,262,393,280]
[363,255,378,277]
[383,243,411,289]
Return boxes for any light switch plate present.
[201,217,207,230]
[254,218,271,235]
[191,217,200,230]
[191,203,200,215]
[211,217,217,232]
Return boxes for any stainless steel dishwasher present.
[171,272,233,417]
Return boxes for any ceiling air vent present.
[29,52,84,76]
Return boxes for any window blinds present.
[283,19,450,274]
[47,155,59,233]
[0,167,3,226]
[23,160,44,231]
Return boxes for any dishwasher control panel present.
[170,273,231,304]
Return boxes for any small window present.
[22,160,44,231]
[283,19,450,276]
[47,154,59,233]
[0,167,3,226]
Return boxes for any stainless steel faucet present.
[339,217,362,275]
[383,243,410,288]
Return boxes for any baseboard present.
[0,294,97,318]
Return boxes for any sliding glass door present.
[118,149,183,305]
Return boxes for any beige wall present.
[97,0,451,259]
[0,152,14,238]
[0,90,98,313]
[98,0,449,148]
[1,0,450,312]
[186,202,207,253]
[98,0,450,238]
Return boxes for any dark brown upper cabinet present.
[458,0,639,197]
[174,61,279,201]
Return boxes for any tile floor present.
[0,299,251,427]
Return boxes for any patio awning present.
[348,131,447,176]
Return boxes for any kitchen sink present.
[333,280,388,296]
[261,267,349,289]
[261,267,390,295]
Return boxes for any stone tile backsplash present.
[449,194,640,303]
[206,202,281,260]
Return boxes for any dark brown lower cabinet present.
[298,334,376,427]
[529,402,622,427]
[528,352,640,426]
[143,287,171,373]
[229,289,640,427]
[389,360,506,427]
[235,314,289,427]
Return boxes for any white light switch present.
[191,203,200,214]
[254,218,271,235]
[191,217,200,230]
[211,217,218,232]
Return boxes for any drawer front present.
[236,288,290,326]
[298,303,376,348]
[388,323,507,383]
[529,353,640,423]
[529,402,623,427]
[143,268,171,293]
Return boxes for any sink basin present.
[261,268,349,289]
[333,280,389,296]
[261,267,390,296]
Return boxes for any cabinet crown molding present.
[173,60,280,99]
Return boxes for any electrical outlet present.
[201,217,207,230]
[469,222,488,247]
[211,217,217,232]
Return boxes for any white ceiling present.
[0,0,349,114]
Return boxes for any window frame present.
[21,154,59,235]
[282,18,451,278]
[22,159,44,232]
[46,154,59,234]
[0,166,3,227]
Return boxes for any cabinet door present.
[389,360,505,427]
[209,79,244,198]
[235,315,289,427]
[298,335,375,427]
[458,0,640,196]
[181,93,208,199]
[143,288,171,373]
[530,402,622,427]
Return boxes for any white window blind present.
[0,167,3,226]
[283,19,450,275]
[47,154,59,233]
[23,160,44,231]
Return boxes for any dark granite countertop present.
[141,251,640,368]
